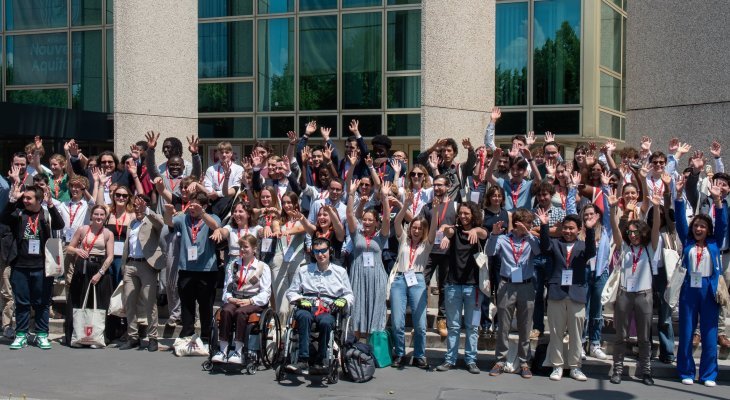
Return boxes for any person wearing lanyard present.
[435,201,487,374]
[480,186,511,337]
[271,192,308,323]
[118,195,165,352]
[402,164,433,222]
[537,211,598,382]
[164,191,221,341]
[203,141,243,213]
[254,186,281,264]
[64,205,115,347]
[674,177,726,387]
[4,185,65,350]
[486,208,541,379]
[101,185,135,287]
[144,131,202,214]
[210,202,262,262]
[390,192,438,370]
[485,148,542,212]
[607,190,662,385]
[346,180,391,338]
[45,154,70,203]
[465,146,491,206]
[298,205,346,266]
[212,234,272,365]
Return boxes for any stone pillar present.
[421,1,494,161]
[113,0,198,162]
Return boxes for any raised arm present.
[483,107,500,151]
[649,193,662,250]
[380,182,391,237]
[394,191,411,239]
[607,187,623,246]
[187,135,202,178]
[709,181,727,244]
[144,131,162,180]
[346,178,359,235]
[485,147,502,186]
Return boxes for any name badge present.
[404,270,418,287]
[114,241,124,256]
[261,238,273,253]
[470,191,481,204]
[65,227,77,243]
[510,267,522,283]
[626,277,638,292]
[363,252,375,267]
[187,245,198,261]
[690,272,702,288]
[434,231,444,245]
[588,257,596,272]
[561,269,573,286]
[652,261,658,276]
[28,239,41,255]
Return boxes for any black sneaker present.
[642,374,654,386]
[435,362,453,372]
[310,364,328,375]
[286,361,309,374]
[391,356,403,368]
[610,372,622,384]
[413,357,429,370]
[147,339,158,352]
[118,339,140,350]
[466,363,481,374]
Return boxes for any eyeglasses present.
[101,160,115,164]
[409,172,424,177]
[652,160,666,165]
[312,248,329,255]
[627,229,640,235]
[114,193,129,199]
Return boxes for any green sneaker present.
[9,332,28,350]
[36,332,52,350]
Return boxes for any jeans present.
[584,269,608,346]
[532,255,550,332]
[10,267,53,334]
[390,273,427,358]
[653,268,674,361]
[444,284,479,365]
[294,309,335,362]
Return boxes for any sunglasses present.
[627,229,640,235]
[312,248,329,255]
[410,172,424,177]
[114,193,130,199]
[652,161,666,165]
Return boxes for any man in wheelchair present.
[284,238,354,375]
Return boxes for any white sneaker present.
[590,345,608,360]
[704,380,716,387]
[211,350,226,363]
[681,378,694,385]
[228,351,243,364]
[570,368,587,381]
[550,367,563,381]
[581,347,587,360]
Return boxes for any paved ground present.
[0,339,726,400]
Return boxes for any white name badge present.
[690,272,702,288]
[471,309,482,327]
[114,241,124,256]
[510,267,523,283]
[404,270,418,287]
[434,231,444,245]
[626,277,638,292]
[261,238,273,253]
[187,245,198,261]
[28,239,41,255]
[363,252,375,267]
[652,261,658,276]
[561,269,574,286]
[64,227,77,243]
[470,191,481,204]
[588,257,596,272]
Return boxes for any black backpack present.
[341,337,375,383]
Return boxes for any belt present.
[395,271,423,275]
[128,257,146,262]
[619,287,652,294]
[501,276,532,284]
[86,255,104,263]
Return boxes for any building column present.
[113,1,198,162]
[421,1,495,160]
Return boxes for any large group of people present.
[0,109,728,388]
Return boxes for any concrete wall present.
[421,1,494,161]
[113,0,198,161]
[626,0,730,161]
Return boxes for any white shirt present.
[53,198,92,242]
[222,259,272,306]
[689,246,713,277]
[620,243,654,292]
[127,218,144,258]
[223,225,263,256]
[204,162,244,196]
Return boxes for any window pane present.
[600,73,620,111]
[199,82,253,112]
[199,0,252,18]
[199,21,253,78]
[387,76,420,108]
[7,34,68,85]
[342,114,381,137]
[299,15,337,110]
[298,115,338,137]
[495,2,528,106]
[495,111,527,136]
[387,10,421,71]
[258,116,294,138]
[387,0,420,4]
[6,0,67,30]
[387,114,420,137]
[344,0,382,7]
[257,0,293,14]
[106,29,113,111]
[72,0,102,26]
[7,89,68,108]
[258,18,294,111]
[199,118,253,139]
[599,112,621,139]
[600,2,621,73]
[72,31,103,112]
[533,110,579,135]
[533,0,581,105]
[343,12,381,110]
[106,0,113,24]
[299,0,337,11]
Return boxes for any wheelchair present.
[202,305,281,375]
[275,300,351,384]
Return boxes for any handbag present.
[601,247,622,305]
[108,281,126,317]
[44,237,64,278]
[71,283,107,348]
[367,330,393,368]
[475,242,490,296]
[664,258,687,309]
[173,334,209,357]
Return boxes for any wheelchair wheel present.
[202,360,213,372]
[326,359,339,384]
[259,308,281,368]
[208,312,221,363]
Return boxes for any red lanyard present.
[651,177,664,196]
[237,258,255,290]
[311,171,317,186]
[237,226,249,241]
[82,226,104,252]
[166,169,181,192]
[412,189,422,214]
[21,174,29,186]
[68,202,80,227]
[511,181,522,207]
[216,165,226,186]
[436,202,449,227]
[474,154,486,189]
[378,164,387,181]
[190,217,204,242]
[182,201,190,213]
[695,244,704,272]
[558,189,567,210]
[510,236,525,266]
[408,240,419,269]
[54,177,62,199]
[114,213,127,240]
[27,213,40,235]
[565,244,574,267]
[365,232,375,250]
[630,245,643,275]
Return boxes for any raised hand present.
[286,130,298,145]
[584,212,600,229]
[403,191,414,208]
[604,140,616,154]
[675,174,686,194]
[625,199,638,212]
[187,135,199,154]
[508,143,520,159]
[389,158,400,176]
[600,170,612,186]
[545,159,557,176]
[349,179,361,195]
[281,155,291,175]
[668,138,679,154]
[428,151,440,171]
[570,171,581,188]
[535,208,549,225]
[241,156,252,172]
[544,131,555,143]
[34,136,43,152]
[660,172,672,186]
[129,144,140,160]
[490,107,502,122]
[381,181,392,197]
[348,119,360,135]
[462,138,473,151]
[153,177,165,193]
[519,147,533,160]
[67,139,80,157]
[648,193,662,207]
[711,140,722,158]
[690,151,705,170]
[251,153,263,169]
[322,143,333,162]
[526,131,536,146]
[639,162,650,178]
[640,136,652,152]
[347,150,358,166]
[126,161,138,176]
[607,188,620,207]
[320,126,332,142]
[8,165,20,182]
[305,121,317,136]
[301,146,311,165]
[491,220,504,236]
[677,142,692,157]
[146,131,160,149]
[710,181,722,201]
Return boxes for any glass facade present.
[598,0,627,139]
[199,0,421,140]
[1,0,113,111]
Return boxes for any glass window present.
[387,10,421,71]
[387,76,420,108]
[342,114,381,137]
[600,2,621,73]
[495,2,528,106]
[6,0,67,30]
[343,0,382,7]
[387,114,420,137]
[298,115,338,136]
[533,0,581,105]
[299,15,337,110]
[343,12,381,110]
[257,116,294,138]
[199,21,253,78]
[495,111,527,136]
[72,0,103,26]
[106,29,113,111]
[257,0,294,14]
[7,89,68,108]
[199,118,254,139]
[7,33,69,85]
[299,0,337,11]
[72,31,104,112]
[199,0,252,18]
[387,0,420,4]
[199,82,253,112]
[258,18,294,111]
[533,110,580,135]
[600,73,620,111]
[106,0,113,24]
[599,111,621,139]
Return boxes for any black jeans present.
[177,270,217,340]
[11,267,53,334]
[424,253,449,317]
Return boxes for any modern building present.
[0,0,635,168]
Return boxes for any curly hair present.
[457,201,483,228]
[621,219,651,247]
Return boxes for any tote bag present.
[664,257,686,309]
[368,330,393,368]
[44,237,64,278]
[108,281,126,318]
[475,243,490,296]
[71,284,107,348]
